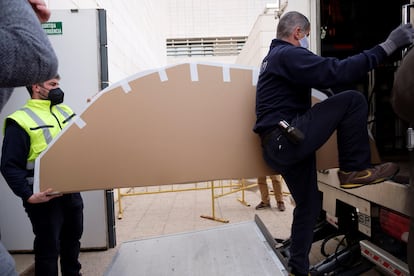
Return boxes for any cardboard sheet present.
[34,62,376,193]
[35,63,274,192]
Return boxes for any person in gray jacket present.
[0,0,58,275]
[0,0,58,109]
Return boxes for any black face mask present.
[48,88,64,105]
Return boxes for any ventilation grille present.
[167,36,247,57]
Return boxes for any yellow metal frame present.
[200,179,257,223]
[116,179,257,222]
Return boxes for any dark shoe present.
[338,162,399,189]
[255,201,271,210]
[277,201,285,211]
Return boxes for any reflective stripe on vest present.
[20,107,53,144]
[19,105,74,146]
[26,161,35,170]
[55,105,74,124]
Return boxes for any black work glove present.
[379,23,414,55]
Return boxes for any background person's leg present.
[256,176,271,209]
[270,174,285,211]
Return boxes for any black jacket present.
[253,39,387,136]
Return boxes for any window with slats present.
[166,36,247,57]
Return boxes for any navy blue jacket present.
[253,39,387,136]
[1,120,33,202]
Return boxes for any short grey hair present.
[276,11,310,39]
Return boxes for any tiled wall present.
[47,0,279,81]
[166,0,272,38]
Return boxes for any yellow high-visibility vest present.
[5,99,75,165]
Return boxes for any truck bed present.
[104,215,288,276]
[317,168,410,238]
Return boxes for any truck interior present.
[320,0,411,165]
[297,1,413,275]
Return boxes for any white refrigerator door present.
[0,9,111,250]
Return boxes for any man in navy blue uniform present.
[254,11,414,276]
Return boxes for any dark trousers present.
[24,193,83,276]
[261,90,371,274]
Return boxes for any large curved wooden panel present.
[35,63,275,192]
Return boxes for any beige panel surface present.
[37,64,275,192]
[36,63,364,193]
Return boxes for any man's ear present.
[293,26,301,40]
[33,84,40,93]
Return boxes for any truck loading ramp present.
[104,215,288,276]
